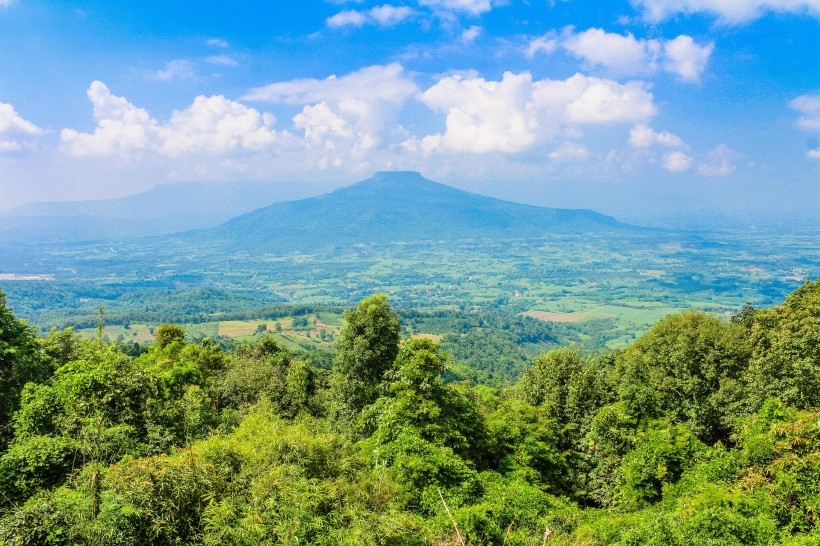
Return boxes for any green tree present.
[516,347,613,451]
[330,294,400,427]
[155,323,186,350]
[360,338,484,512]
[616,311,751,445]
[745,279,820,410]
[0,289,49,449]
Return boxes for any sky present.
[0,0,818,226]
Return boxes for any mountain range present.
[0,180,330,243]
[1,171,633,249]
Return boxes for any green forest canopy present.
[1,283,820,544]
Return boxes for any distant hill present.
[192,171,632,250]
[0,180,331,242]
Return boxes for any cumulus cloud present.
[61,81,279,157]
[629,123,685,148]
[697,144,739,176]
[416,71,657,153]
[663,35,713,83]
[527,27,713,82]
[0,102,44,152]
[662,150,692,172]
[151,60,196,82]
[563,28,661,75]
[790,94,820,131]
[419,0,493,15]
[327,4,415,27]
[243,64,417,156]
[632,0,820,24]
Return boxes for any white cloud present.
[629,123,685,148]
[419,0,493,15]
[0,102,44,138]
[0,0,15,8]
[206,54,238,67]
[526,33,559,57]
[808,148,820,159]
[549,142,590,162]
[421,71,538,153]
[327,9,368,27]
[417,71,656,153]
[632,0,820,24]
[527,28,713,82]
[697,144,739,176]
[244,64,417,163]
[158,95,278,157]
[206,38,229,48]
[663,35,713,83]
[662,150,692,172]
[370,5,416,25]
[294,102,353,147]
[461,25,483,44]
[151,60,195,82]
[61,82,157,155]
[327,5,415,28]
[563,28,661,75]
[790,94,820,131]
[61,81,279,157]
[540,75,657,125]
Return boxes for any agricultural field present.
[77,313,345,352]
[2,228,817,355]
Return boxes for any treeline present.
[0,284,819,544]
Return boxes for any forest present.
[1,280,820,545]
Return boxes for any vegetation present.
[1,281,820,544]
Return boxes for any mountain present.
[194,171,631,250]
[0,180,331,243]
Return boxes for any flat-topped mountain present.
[197,171,631,250]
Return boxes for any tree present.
[745,278,820,410]
[516,347,613,450]
[615,311,751,445]
[0,289,49,448]
[155,324,186,350]
[330,294,400,426]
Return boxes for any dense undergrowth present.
[1,282,819,545]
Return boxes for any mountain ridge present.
[191,171,633,251]
[0,180,331,242]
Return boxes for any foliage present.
[2,286,820,544]
[331,294,401,427]
[746,278,820,410]
[615,310,751,445]
[0,289,49,449]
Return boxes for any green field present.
[4,228,817,355]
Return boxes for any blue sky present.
[0,0,818,225]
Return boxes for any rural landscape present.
[2,0,820,544]
[2,171,820,544]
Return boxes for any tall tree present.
[330,294,401,427]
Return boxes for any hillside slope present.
[199,171,631,250]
